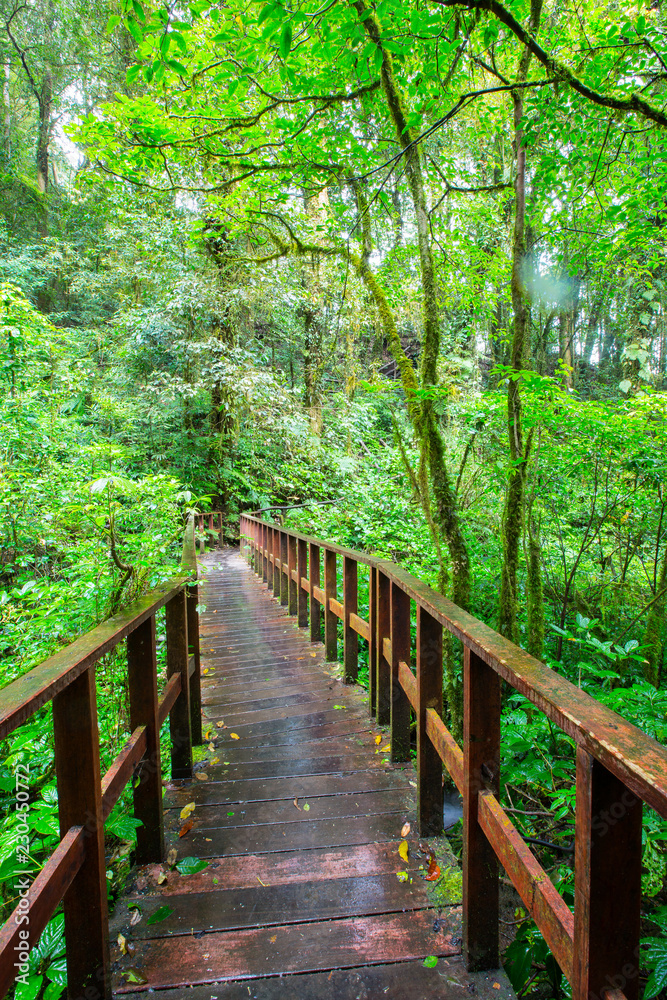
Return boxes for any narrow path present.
[111,548,512,999]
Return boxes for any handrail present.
[193,511,223,552]
[0,515,202,1000]
[240,512,664,1000]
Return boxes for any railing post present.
[463,646,500,971]
[324,549,337,661]
[416,606,443,835]
[52,667,111,1000]
[297,537,308,628]
[166,590,192,779]
[218,512,223,548]
[264,522,270,583]
[288,534,297,615]
[187,581,202,745]
[376,570,391,726]
[368,566,378,717]
[309,542,321,642]
[280,531,289,606]
[127,615,165,864]
[343,555,358,683]
[273,526,281,599]
[572,749,642,1000]
[390,582,410,762]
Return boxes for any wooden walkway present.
[111,548,513,999]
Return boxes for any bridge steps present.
[110,548,513,999]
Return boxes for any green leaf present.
[15,976,43,1000]
[146,905,174,925]
[125,16,143,42]
[279,21,292,59]
[132,0,146,21]
[258,2,278,25]
[105,15,121,33]
[176,856,208,875]
[423,956,438,968]
[167,59,187,75]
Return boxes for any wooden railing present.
[240,512,667,1000]
[194,511,223,552]
[0,517,202,1000]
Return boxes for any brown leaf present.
[401,822,411,838]
[129,908,142,926]
[293,797,302,810]
[425,856,441,881]
[117,933,128,956]
[178,819,194,838]
[195,772,208,781]
[166,848,178,867]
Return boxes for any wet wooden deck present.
[111,548,513,999]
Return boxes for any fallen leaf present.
[123,969,148,985]
[302,803,310,812]
[398,840,409,863]
[147,905,173,926]
[294,798,302,810]
[409,780,416,788]
[376,744,391,753]
[333,705,345,710]
[401,822,411,838]
[257,875,268,886]
[425,858,441,882]
[210,757,219,765]
[196,773,208,781]
[117,933,128,956]
[375,734,382,745]
[215,721,225,728]
[129,908,141,926]
[179,802,195,820]
[423,956,438,969]
[269,935,277,943]
[493,984,501,990]
[157,872,168,885]
[179,819,194,838]
[203,668,209,675]
[167,848,178,867]
[230,733,240,740]
[176,856,208,876]
[396,870,409,882]
[208,743,215,751]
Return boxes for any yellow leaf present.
[269,935,277,943]
[210,757,219,764]
[117,933,128,955]
[230,733,240,740]
[180,802,195,820]
[375,734,382,745]
[215,721,225,728]
[398,840,409,863]
[157,871,168,885]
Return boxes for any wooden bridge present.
[1,513,667,1000]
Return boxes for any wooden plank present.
[186,752,393,782]
[200,708,368,739]
[52,666,111,1000]
[116,874,426,938]
[329,597,343,619]
[463,646,500,971]
[398,660,417,709]
[167,788,410,831]
[390,584,411,764]
[426,708,463,793]
[126,843,422,897]
[343,556,358,683]
[113,909,462,990]
[572,748,642,1000]
[312,584,325,604]
[0,827,84,1000]
[100,725,147,821]
[157,673,181,728]
[166,591,192,780]
[478,790,573,981]
[127,614,164,864]
[111,959,513,1000]
[204,700,368,729]
[417,607,443,836]
[168,811,415,858]
[377,572,391,726]
[0,579,184,739]
[164,770,410,810]
[349,612,370,642]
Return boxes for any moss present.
[526,530,544,659]
[427,864,464,907]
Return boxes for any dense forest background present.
[2,0,667,995]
